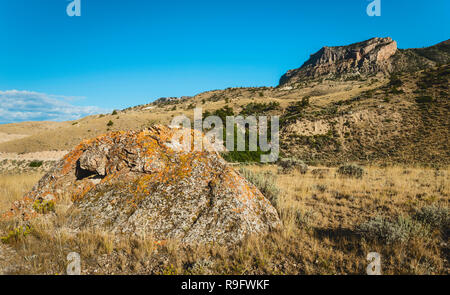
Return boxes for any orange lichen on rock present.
[61,142,88,175]
[2,125,281,244]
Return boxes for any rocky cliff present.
[280,37,450,85]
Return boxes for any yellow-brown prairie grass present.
[0,173,42,211]
[0,165,448,274]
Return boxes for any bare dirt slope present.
[0,133,28,144]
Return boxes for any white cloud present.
[0,90,106,124]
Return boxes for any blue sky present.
[0,0,449,123]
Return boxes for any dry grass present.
[0,173,43,211]
[252,165,449,229]
[0,165,448,274]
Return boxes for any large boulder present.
[6,126,281,244]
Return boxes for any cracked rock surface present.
[280,37,398,83]
[7,125,280,245]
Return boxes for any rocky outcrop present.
[5,126,281,245]
[280,37,397,84]
[280,38,450,85]
[153,96,192,105]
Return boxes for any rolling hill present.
[0,37,448,166]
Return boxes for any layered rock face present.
[6,126,281,244]
[280,37,398,84]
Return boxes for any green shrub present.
[32,198,56,214]
[239,168,280,208]
[315,184,327,193]
[277,158,308,174]
[203,105,234,123]
[1,225,32,244]
[357,216,430,244]
[240,102,280,116]
[294,209,315,229]
[390,87,404,95]
[111,110,118,115]
[222,150,265,163]
[415,96,433,104]
[208,107,271,163]
[162,264,178,275]
[107,120,114,127]
[280,97,310,126]
[337,164,364,179]
[414,204,449,231]
[388,75,403,88]
[29,160,43,168]
[300,96,310,107]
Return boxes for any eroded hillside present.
[0,38,448,167]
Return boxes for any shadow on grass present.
[313,227,361,247]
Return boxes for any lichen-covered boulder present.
[7,125,281,244]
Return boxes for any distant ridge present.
[280,37,450,85]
